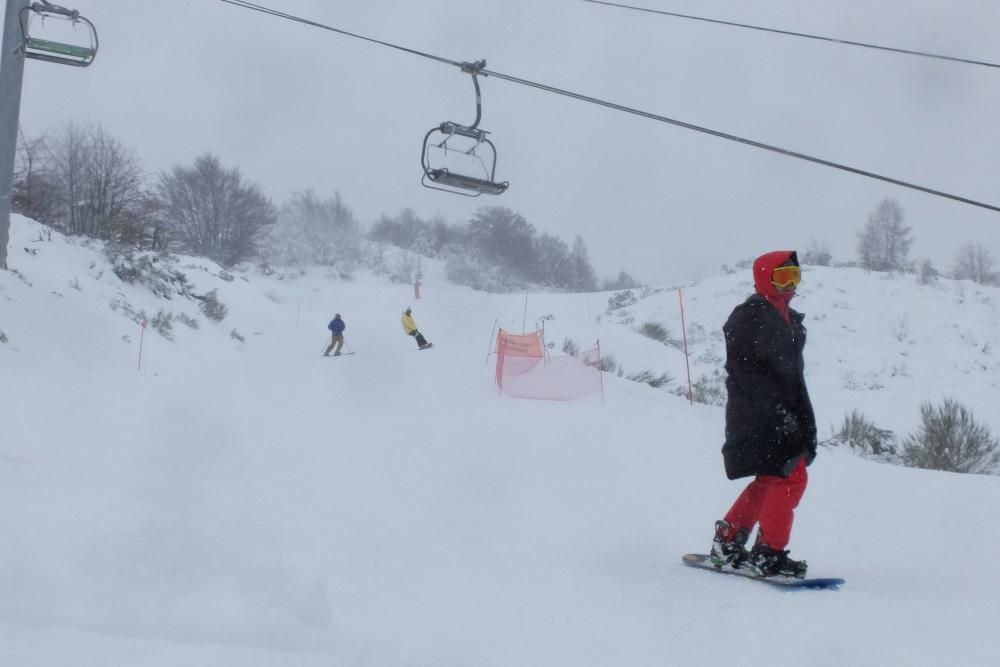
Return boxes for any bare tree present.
[83,125,145,241]
[802,237,832,266]
[45,122,145,241]
[568,235,598,292]
[12,126,58,223]
[46,122,88,235]
[856,198,913,272]
[952,241,998,285]
[157,154,276,266]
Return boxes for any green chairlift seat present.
[20,1,98,67]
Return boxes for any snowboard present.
[324,352,356,357]
[682,554,844,590]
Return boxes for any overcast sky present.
[14,0,1000,284]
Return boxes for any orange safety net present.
[495,328,602,401]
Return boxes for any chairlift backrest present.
[20,1,99,67]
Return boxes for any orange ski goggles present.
[771,265,801,288]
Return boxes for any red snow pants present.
[723,458,807,550]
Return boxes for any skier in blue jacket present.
[324,313,346,356]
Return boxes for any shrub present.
[917,259,938,285]
[199,289,228,322]
[833,410,896,457]
[606,289,637,313]
[674,371,725,406]
[150,310,174,340]
[109,249,191,299]
[177,313,200,329]
[598,352,619,374]
[639,321,670,344]
[626,369,672,389]
[899,399,1000,475]
[562,337,579,357]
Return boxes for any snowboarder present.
[324,313,346,356]
[709,250,817,579]
[400,307,432,349]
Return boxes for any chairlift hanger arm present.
[459,60,486,131]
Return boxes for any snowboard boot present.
[749,542,808,579]
[333,351,341,356]
[709,520,750,569]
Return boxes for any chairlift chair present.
[19,1,98,67]
[421,61,509,197]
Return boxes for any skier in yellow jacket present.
[401,307,432,349]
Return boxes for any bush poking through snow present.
[562,337,579,357]
[606,290,637,313]
[833,410,896,458]
[109,249,192,299]
[673,372,726,406]
[639,321,671,345]
[626,369,672,389]
[198,289,228,322]
[597,352,619,374]
[150,310,174,340]
[900,399,1000,475]
[177,313,200,329]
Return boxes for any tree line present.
[13,122,638,293]
[802,197,999,286]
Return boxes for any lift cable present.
[217,0,462,68]
[582,0,1000,70]
[216,0,1000,214]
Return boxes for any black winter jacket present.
[721,294,817,479]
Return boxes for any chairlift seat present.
[25,37,96,62]
[20,3,99,67]
[425,169,509,196]
[420,60,509,196]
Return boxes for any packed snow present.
[1,214,999,666]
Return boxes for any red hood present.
[752,250,797,322]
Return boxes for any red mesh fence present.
[495,328,602,401]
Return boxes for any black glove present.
[776,404,799,436]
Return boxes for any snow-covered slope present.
[2,215,999,666]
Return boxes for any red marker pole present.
[678,289,693,405]
[137,319,148,370]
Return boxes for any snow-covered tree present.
[265,190,361,266]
